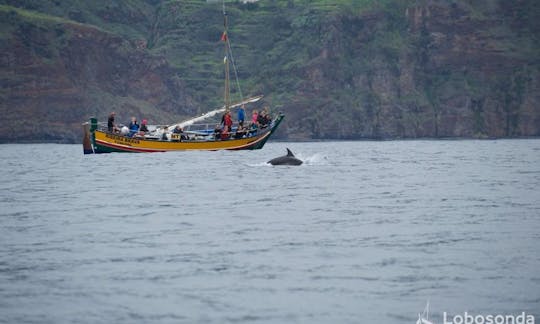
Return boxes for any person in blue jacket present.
[128,117,139,137]
[237,104,246,127]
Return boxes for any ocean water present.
[1,140,539,323]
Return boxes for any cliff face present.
[1,1,539,142]
[281,1,540,139]
[0,6,194,143]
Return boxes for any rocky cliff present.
[279,0,540,139]
[1,0,539,143]
[0,4,195,143]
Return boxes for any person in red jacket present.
[223,110,233,138]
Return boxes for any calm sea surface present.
[1,140,539,323]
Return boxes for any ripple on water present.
[1,141,540,323]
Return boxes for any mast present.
[163,1,266,132]
[222,1,230,110]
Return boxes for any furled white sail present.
[167,95,263,130]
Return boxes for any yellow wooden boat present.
[82,2,284,154]
[83,111,284,153]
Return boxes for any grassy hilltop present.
[1,0,539,142]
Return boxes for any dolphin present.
[268,148,303,166]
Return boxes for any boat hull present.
[86,114,283,153]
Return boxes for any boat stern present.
[82,117,98,154]
[249,113,284,150]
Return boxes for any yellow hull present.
[94,131,267,152]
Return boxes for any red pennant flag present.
[220,31,228,42]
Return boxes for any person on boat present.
[221,110,232,140]
[139,119,149,133]
[171,125,181,141]
[263,106,272,125]
[237,104,246,127]
[220,110,227,126]
[107,112,118,133]
[248,122,258,137]
[172,125,189,141]
[133,119,148,138]
[223,110,233,132]
[161,126,169,141]
[128,117,139,137]
[258,107,272,128]
[235,125,247,139]
[251,109,258,125]
[214,124,222,140]
[221,125,230,140]
[257,110,268,128]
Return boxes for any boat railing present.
[94,114,279,141]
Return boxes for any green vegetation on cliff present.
[1,0,539,142]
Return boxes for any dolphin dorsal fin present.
[286,148,294,157]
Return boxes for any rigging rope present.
[222,0,244,103]
[227,41,244,103]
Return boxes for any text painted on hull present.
[105,134,140,146]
